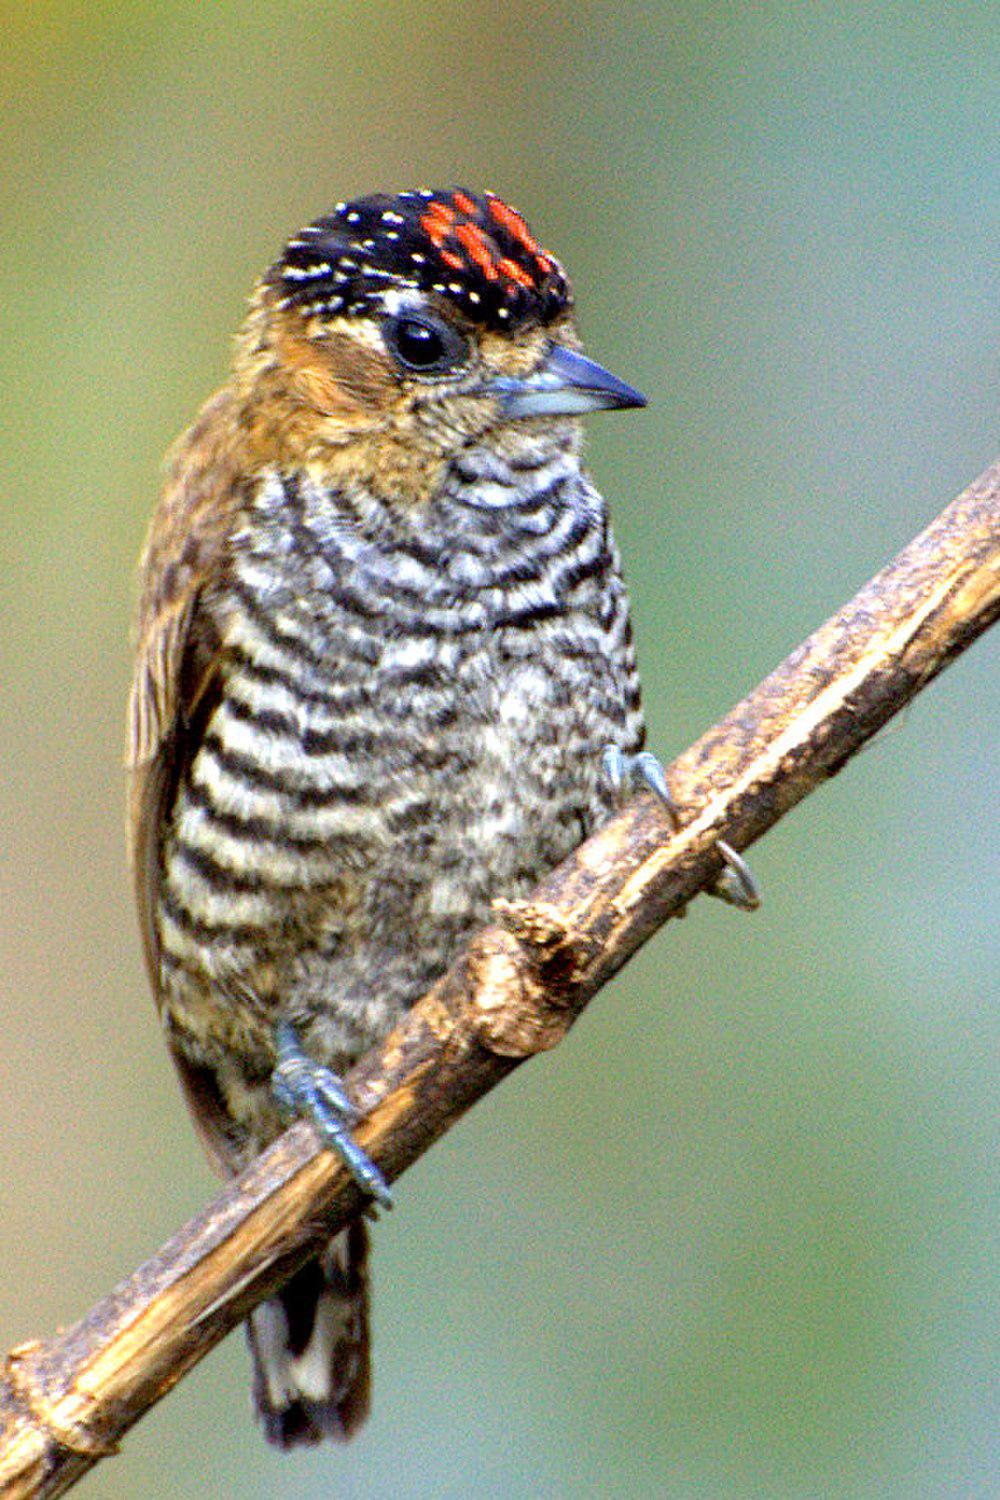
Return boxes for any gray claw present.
[603,744,679,822]
[602,743,760,912]
[272,1021,392,1208]
[713,840,761,911]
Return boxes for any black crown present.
[270,189,572,333]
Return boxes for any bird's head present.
[232,189,645,503]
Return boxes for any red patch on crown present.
[275,189,572,332]
[454,221,500,281]
[418,191,555,300]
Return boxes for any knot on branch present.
[469,899,595,1059]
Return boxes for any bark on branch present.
[2,459,997,1498]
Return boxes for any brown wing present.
[127,386,249,1172]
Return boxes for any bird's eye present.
[382,313,467,375]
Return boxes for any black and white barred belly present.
[156,438,644,1137]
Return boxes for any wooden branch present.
[2,459,997,1499]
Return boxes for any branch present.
[2,459,997,1498]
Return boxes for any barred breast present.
[156,437,644,1154]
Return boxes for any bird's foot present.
[602,745,760,911]
[271,1021,392,1208]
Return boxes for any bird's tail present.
[247,1219,370,1448]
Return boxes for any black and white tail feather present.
[247,1221,371,1448]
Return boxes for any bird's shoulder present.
[128,385,250,772]
[127,385,250,987]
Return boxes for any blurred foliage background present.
[1,4,997,1497]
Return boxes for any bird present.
[127,186,725,1450]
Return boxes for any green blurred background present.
[2,4,997,1497]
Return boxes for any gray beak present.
[491,344,646,420]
